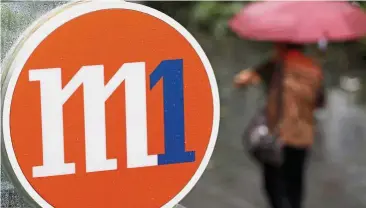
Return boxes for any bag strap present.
[272,59,285,137]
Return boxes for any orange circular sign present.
[2,2,219,208]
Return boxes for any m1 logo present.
[2,1,219,208]
[30,60,195,178]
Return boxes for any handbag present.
[242,60,285,167]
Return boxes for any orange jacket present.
[256,50,324,147]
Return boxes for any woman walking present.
[229,2,366,207]
[234,43,325,208]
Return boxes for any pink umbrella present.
[229,1,366,43]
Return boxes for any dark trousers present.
[262,146,309,208]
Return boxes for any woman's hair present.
[284,43,305,51]
[275,43,305,53]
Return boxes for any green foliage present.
[189,2,246,38]
[357,1,366,9]
[146,1,247,39]
[144,2,196,28]
[355,1,366,60]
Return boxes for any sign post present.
[1,1,219,207]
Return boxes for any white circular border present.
[2,1,220,208]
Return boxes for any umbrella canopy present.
[229,1,366,43]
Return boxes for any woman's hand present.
[234,69,261,87]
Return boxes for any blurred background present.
[1,1,366,208]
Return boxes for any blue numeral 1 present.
[150,59,195,165]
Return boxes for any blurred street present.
[179,35,366,208]
[2,1,366,208]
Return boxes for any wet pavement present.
[2,2,366,208]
